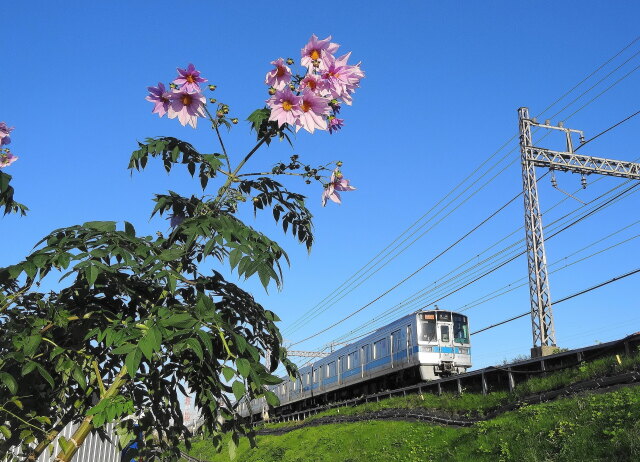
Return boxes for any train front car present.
[416,309,471,380]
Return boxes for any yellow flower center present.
[276,66,286,77]
[282,101,293,111]
[310,50,320,60]
[301,101,311,112]
[182,95,192,106]
[306,79,316,90]
[186,75,195,83]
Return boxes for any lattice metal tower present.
[518,107,640,357]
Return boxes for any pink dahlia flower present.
[328,116,344,134]
[301,34,340,70]
[146,82,172,118]
[168,89,206,128]
[321,52,365,105]
[265,58,292,91]
[300,73,322,94]
[296,89,330,134]
[0,122,14,146]
[267,87,302,128]
[173,63,207,93]
[0,149,18,168]
[321,168,356,206]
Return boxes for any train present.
[240,308,471,419]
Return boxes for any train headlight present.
[458,347,470,355]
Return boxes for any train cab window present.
[440,325,450,342]
[453,314,470,344]
[420,320,437,342]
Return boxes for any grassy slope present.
[183,353,640,462]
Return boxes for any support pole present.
[518,107,557,355]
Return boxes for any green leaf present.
[264,390,280,407]
[124,221,136,237]
[111,343,136,355]
[125,349,142,378]
[21,361,37,376]
[85,264,100,287]
[186,337,204,361]
[231,380,245,401]
[84,221,116,232]
[139,327,160,361]
[73,365,87,390]
[228,437,237,460]
[0,372,18,394]
[23,334,42,357]
[159,248,183,261]
[35,364,54,389]
[236,358,251,378]
[0,425,11,439]
[222,366,235,382]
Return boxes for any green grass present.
[181,351,640,461]
[184,386,640,461]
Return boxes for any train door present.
[437,311,454,364]
[406,325,413,359]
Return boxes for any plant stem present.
[213,136,268,206]
[53,366,128,462]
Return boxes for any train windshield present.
[453,314,469,344]
[420,320,437,342]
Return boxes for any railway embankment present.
[181,350,640,461]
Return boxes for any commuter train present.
[240,308,471,419]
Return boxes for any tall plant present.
[0,34,363,461]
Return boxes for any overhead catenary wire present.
[316,104,640,347]
[284,37,640,339]
[328,175,639,340]
[470,267,640,336]
[321,181,640,348]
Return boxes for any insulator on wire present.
[550,170,557,188]
[581,174,587,189]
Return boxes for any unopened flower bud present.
[222,106,229,114]
[253,197,259,203]
[209,98,216,104]
[268,87,277,95]
[216,111,224,118]
[208,85,217,91]
[170,83,177,89]
[337,161,343,167]
[286,57,294,65]
[231,118,238,124]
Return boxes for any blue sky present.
[2,1,640,374]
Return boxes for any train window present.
[348,350,360,369]
[420,320,437,342]
[437,311,452,322]
[453,314,470,344]
[440,325,450,342]
[306,372,311,385]
[339,356,347,372]
[391,330,401,353]
[362,345,371,364]
[326,361,337,377]
[373,338,389,359]
[313,369,319,383]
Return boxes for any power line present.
[324,181,640,345]
[470,267,640,336]
[575,109,640,152]
[285,42,640,336]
